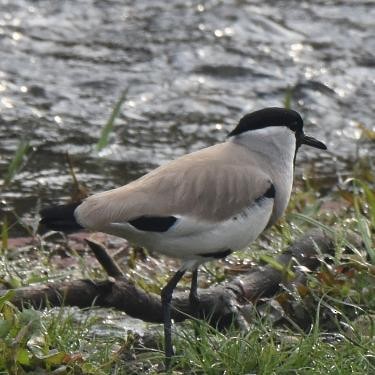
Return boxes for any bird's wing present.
[75,142,274,230]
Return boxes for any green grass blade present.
[283,86,293,109]
[0,290,15,307]
[355,179,375,228]
[353,196,375,264]
[259,254,295,279]
[1,215,8,253]
[96,89,129,151]
[3,140,30,186]
[291,213,364,258]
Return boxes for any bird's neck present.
[229,126,297,226]
[229,126,297,168]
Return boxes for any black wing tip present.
[39,201,83,232]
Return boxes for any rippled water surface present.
[0,0,374,230]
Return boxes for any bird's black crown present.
[228,107,304,137]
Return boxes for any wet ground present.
[0,0,374,232]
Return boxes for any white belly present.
[105,196,274,261]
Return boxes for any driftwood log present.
[1,228,359,330]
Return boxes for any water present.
[0,0,374,233]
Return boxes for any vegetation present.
[0,117,374,374]
[95,89,129,152]
[2,140,30,188]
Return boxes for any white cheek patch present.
[235,126,296,164]
[244,126,295,146]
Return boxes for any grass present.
[2,140,30,187]
[1,217,8,254]
[171,319,375,374]
[0,294,124,374]
[95,89,129,152]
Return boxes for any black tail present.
[39,201,84,232]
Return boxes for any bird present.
[39,107,327,366]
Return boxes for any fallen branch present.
[1,229,362,328]
[84,239,124,278]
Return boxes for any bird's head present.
[228,107,327,151]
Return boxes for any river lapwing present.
[40,107,327,365]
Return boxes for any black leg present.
[189,268,200,313]
[189,268,202,357]
[161,269,186,368]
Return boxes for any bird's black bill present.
[301,135,327,150]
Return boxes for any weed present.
[2,140,30,187]
[96,89,129,152]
